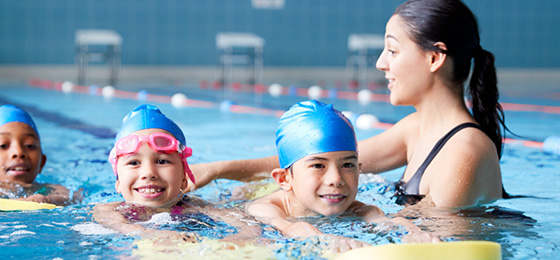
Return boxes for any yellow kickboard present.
[133,238,274,259]
[0,198,58,211]
[334,241,501,260]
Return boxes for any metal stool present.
[216,32,264,88]
[75,29,122,86]
[345,34,384,89]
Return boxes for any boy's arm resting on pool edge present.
[191,155,279,189]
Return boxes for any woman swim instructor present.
[191,0,509,209]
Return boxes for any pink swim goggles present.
[108,132,195,184]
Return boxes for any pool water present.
[1,83,559,259]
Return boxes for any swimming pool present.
[1,79,559,259]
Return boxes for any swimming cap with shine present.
[0,105,39,137]
[276,100,357,169]
[116,104,186,145]
[113,104,195,184]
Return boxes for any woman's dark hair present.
[395,0,506,157]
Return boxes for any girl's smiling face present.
[115,129,187,207]
[0,122,46,184]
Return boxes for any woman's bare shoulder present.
[426,127,501,207]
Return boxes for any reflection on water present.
[1,85,560,259]
[392,197,545,259]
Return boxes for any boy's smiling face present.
[287,151,360,217]
[115,128,188,207]
[0,122,46,184]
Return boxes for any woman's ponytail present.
[468,47,505,157]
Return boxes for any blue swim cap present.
[276,100,357,169]
[116,104,186,145]
[0,105,39,137]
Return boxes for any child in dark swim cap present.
[246,100,438,252]
[93,104,262,243]
[0,104,77,206]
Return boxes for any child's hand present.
[284,221,324,237]
[146,230,198,244]
[325,235,369,253]
[402,229,441,243]
[19,194,52,204]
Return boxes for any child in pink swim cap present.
[93,104,262,244]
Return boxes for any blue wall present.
[0,0,558,68]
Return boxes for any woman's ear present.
[271,168,292,191]
[429,42,448,73]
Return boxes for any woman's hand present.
[190,162,220,189]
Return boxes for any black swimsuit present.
[394,122,507,205]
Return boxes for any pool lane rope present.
[202,81,560,115]
[27,79,557,153]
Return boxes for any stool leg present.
[220,56,226,87]
[77,44,87,86]
[358,49,367,89]
[345,55,359,90]
[109,44,121,87]
[254,46,263,86]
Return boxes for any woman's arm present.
[190,155,279,189]
[357,113,417,174]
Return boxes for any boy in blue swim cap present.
[246,100,437,252]
[0,104,75,206]
[93,104,262,243]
